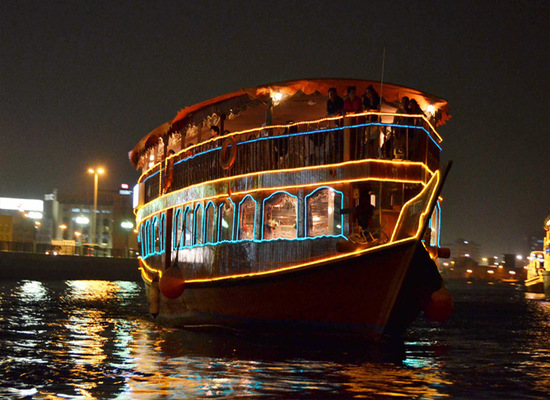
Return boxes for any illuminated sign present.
[0,197,43,212]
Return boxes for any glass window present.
[204,202,216,244]
[173,208,183,250]
[151,216,160,254]
[141,222,149,257]
[238,196,256,240]
[263,192,297,240]
[160,213,166,253]
[219,200,235,241]
[306,187,343,237]
[184,206,193,246]
[194,204,203,245]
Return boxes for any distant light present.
[487,270,494,274]
[76,216,89,225]
[59,224,67,230]
[464,240,469,244]
[516,255,523,260]
[509,270,516,275]
[466,269,473,273]
[121,221,134,229]
[274,92,283,101]
[121,183,129,189]
[426,104,436,115]
[465,253,470,257]
[27,211,43,220]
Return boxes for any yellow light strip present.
[139,258,162,281]
[138,112,441,181]
[138,237,417,284]
[137,175,430,224]
[390,170,440,242]
[135,158,432,220]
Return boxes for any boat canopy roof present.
[129,78,450,166]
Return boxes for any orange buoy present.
[159,265,186,299]
[423,285,453,323]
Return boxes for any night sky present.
[1,1,548,256]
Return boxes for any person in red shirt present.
[343,86,363,114]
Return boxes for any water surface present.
[1,279,549,399]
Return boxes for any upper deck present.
[130,79,450,210]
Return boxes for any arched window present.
[262,191,298,240]
[140,222,148,257]
[219,199,235,241]
[238,195,256,240]
[204,201,216,244]
[194,203,203,245]
[173,208,183,250]
[151,216,160,254]
[305,187,343,237]
[184,206,193,247]
[159,213,166,253]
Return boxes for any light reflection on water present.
[0,279,549,399]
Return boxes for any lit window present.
[184,207,193,246]
[173,208,183,250]
[263,192,297,240]
[238,196,256,240]
[194,204,203,245]
[219,200,235,241]
[204,202,216,244]
[306,187,343,237]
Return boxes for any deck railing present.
[141,113,441,204]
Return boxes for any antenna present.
[379,47,386,108]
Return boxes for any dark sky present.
[1,1,548,256]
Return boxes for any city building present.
[0,185,137,257]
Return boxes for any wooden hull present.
[525,275,545,294]
[143,239,442,341]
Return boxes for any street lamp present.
[121,220,134,257]
[59,224,67,240]
[88,167,105,245]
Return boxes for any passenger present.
[395,96,410,116]
[343,86,363,114]
[342,192,375,237]
[392,96,410,158]
[363,85,382,158]
[326,87,344,117]
[408,98,424,115]
[362,85,381,113]
[164,149,176,193]
[210,125,220,137]
[343,86,364,159]
[275,121,292,167]
[407,99,426,160]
